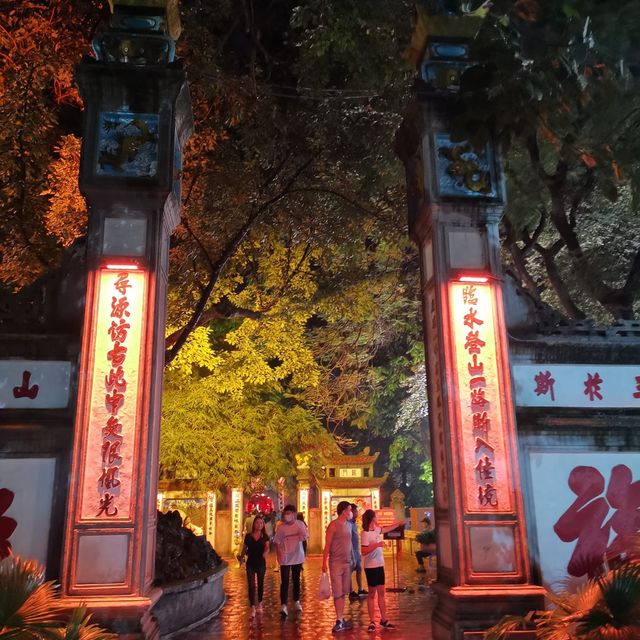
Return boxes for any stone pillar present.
[396,11,544,639]
[60,2,192,634]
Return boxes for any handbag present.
[318,571,331,600]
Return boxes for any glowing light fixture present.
[105,263,140,270]
[457,275,489,283]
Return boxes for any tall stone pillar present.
[60,2,192,634]
[396,11,544,639]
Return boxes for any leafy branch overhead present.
[453,0,640,321]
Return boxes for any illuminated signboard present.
[80,269,147,520]
[450,281,512,513]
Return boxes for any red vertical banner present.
[79,269,147,521]
[449,281,513,514]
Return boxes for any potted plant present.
[0,555,113,639]
[485,552,640,639]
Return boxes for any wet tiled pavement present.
[175,551,435,639]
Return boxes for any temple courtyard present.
[176,552,436,639]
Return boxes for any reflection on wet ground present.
[175,552,435,639]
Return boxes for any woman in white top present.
[360,509,402,633]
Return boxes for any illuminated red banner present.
[80,269,147,520]
[449,281,512,513]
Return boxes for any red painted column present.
[59,4,192,634]
[397,10,545,639]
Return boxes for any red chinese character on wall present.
[105,367,127,392]
[470,388,489,411]
[96,492,118,517]
[467,354,484,376]
[534,370,555,401]
[478,483,498,507]
[12,370,39,400]
[0,489,17,559]
[110,296,130,319]
[633,375,640,399]
[108,319,130,343]
[553,464,640,578]
[98,467,121,490]
[464,331,486,355]
[462,285,478,305]
[584,372,603,401]
[101,441,122,466]
[114,272,132,295]
[107,342,128,367]
[472,411,490,438]
[105,389,125,415]
[102,416,123,439]
[463,308,484,329]
[475,456,495,480]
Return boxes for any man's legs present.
[355,562,364,591]
[291,563,302,602]
[416,549,429,570]
[280,564,291,605]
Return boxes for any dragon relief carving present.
[438,143,491,194]
[99,116,157,174]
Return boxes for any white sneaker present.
[281,604,288,617]
[250,606,256,618]
[294,600,303,611]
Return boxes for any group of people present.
[237,501,401,634]
[239,505,309,618]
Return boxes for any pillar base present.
[59,588,162,639]
[431,582,545,640]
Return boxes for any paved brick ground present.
[175,551,436,640]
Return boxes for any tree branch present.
[533,241,585,319]
[164,157,314,365]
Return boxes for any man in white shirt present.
[273,503,308,616]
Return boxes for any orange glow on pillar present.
[79,269,147,520]
[231,488,242,551]
[449,281,513,513]
[299,487,309,524]
[321,490,331,547]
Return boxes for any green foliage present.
[0,556,113,640]
[485,557,640,640]
[161,377,334,490]
[451,0,640,321]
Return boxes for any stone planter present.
[152,561,228,638]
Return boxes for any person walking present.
[273,504,308,617]
[348,503,367,599]
[360,509,401,633]
[240,515,269,618]
[322,501,354,633]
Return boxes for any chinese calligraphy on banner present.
[450,282,512,513]
[513,364,640,408]
[80,269,146,520]
[529,452,640,590]
[0,361,71,409]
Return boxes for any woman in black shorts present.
[360,509,401,633]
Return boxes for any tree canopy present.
[2,0,639,498]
